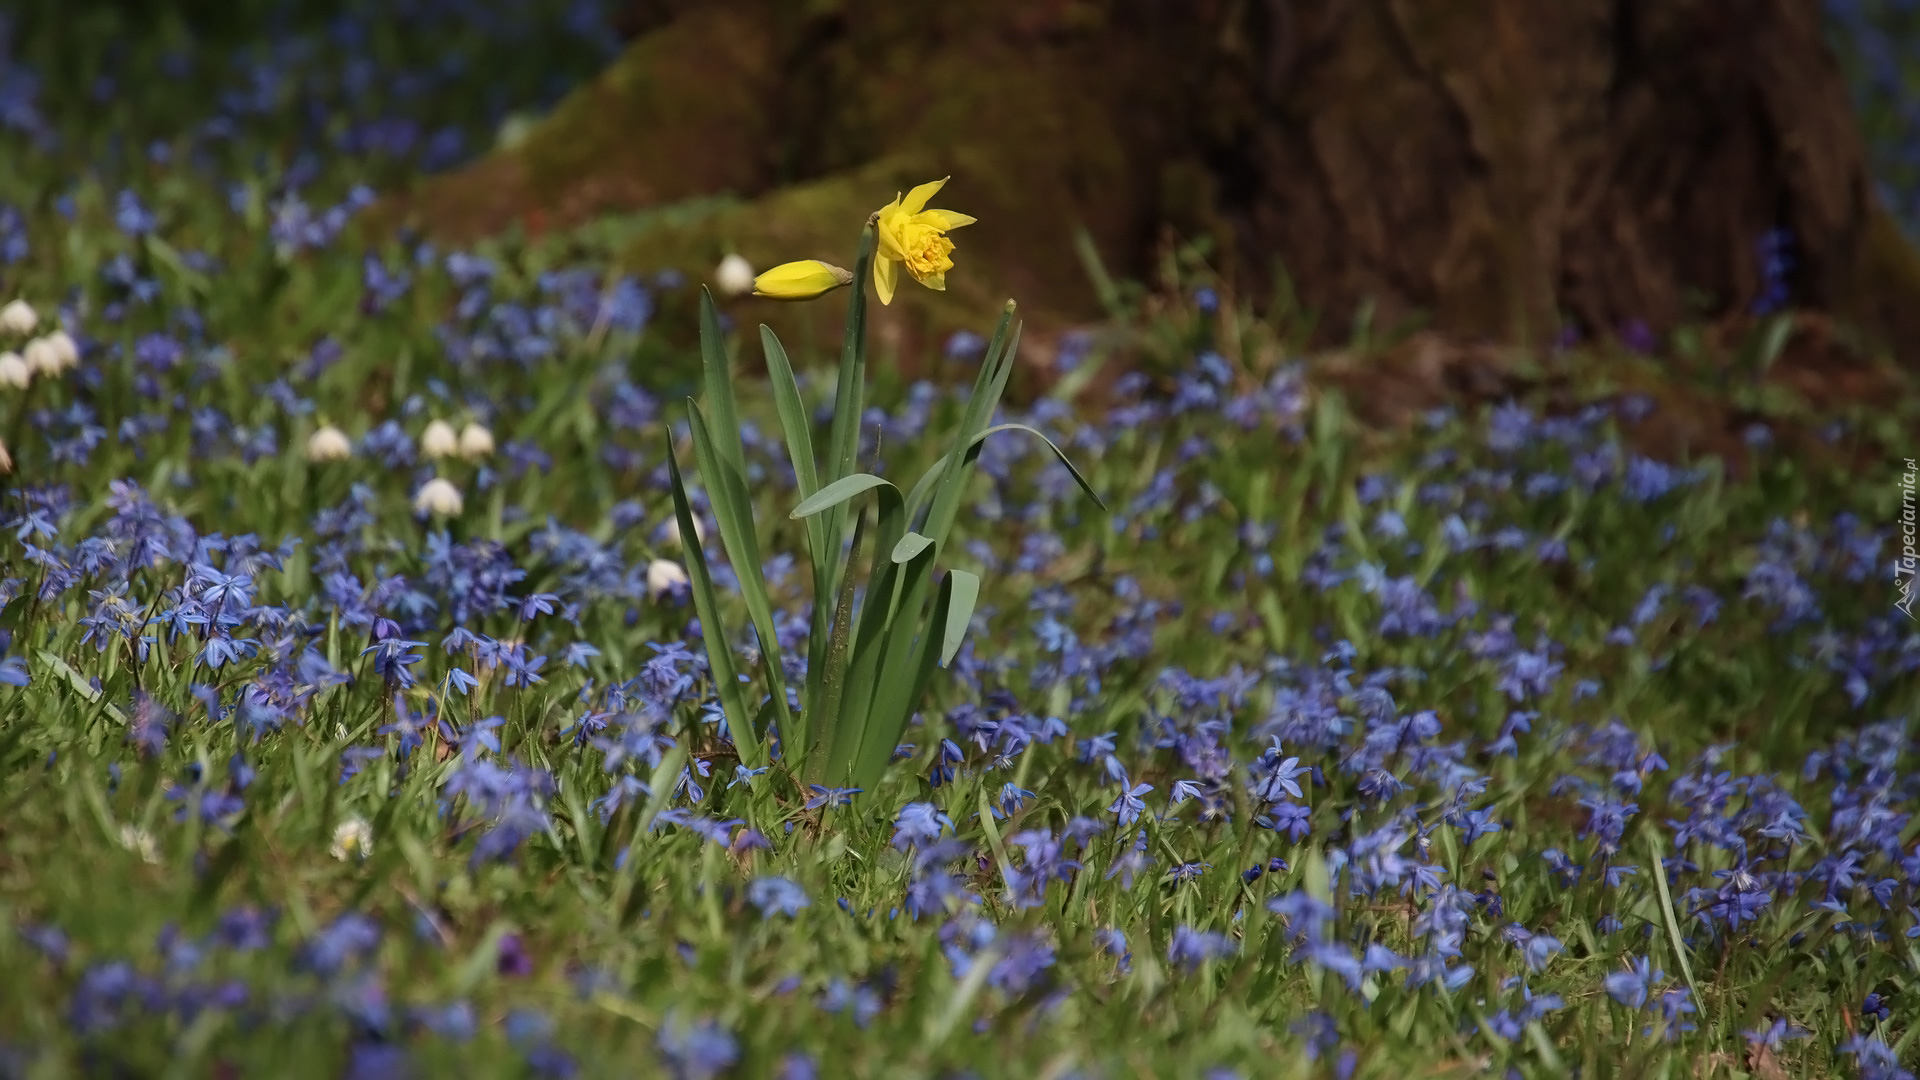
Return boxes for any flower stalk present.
[664,182,1102,793]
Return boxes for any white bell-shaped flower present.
[306,424,353,462]
[413,477,464,517]
[714,253,756,297]
[0,299,37,335]
[458,421,495,460]
[419,419,459,459]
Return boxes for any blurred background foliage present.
[1827,0,1920,235]
[3,0,1919,360]
[8,0,1917,235]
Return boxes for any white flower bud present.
[0,437,11,474]
[457,421,495,460]
[414,477,464,517]
[306,424,353,462]
[647,558,691,598]
[0,352,29,389]
[22,336,58,376]
[330,816,373,861]
[663,514,707,549]
[45,329,78,371]
[119,824,160,864]
[0,299,37,335]
[715,253,756,297]
[420,419,459,459]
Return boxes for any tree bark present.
[396,0,1920,365]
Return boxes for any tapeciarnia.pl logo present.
[1899,458,1917,621]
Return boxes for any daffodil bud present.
[0,299,36,335]
[715,253,756,297]
[752,260,855,301]
[307,424,353,462]
[647,558,691,599]
[0,352,29,389]
[0,437,12,474]
[458,421,495,460]
[419,419,458,459]
[414,477,464,517]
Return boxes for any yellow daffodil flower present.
[873,177,977,305]
[752,260,855,301]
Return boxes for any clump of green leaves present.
[669,223,1101,790]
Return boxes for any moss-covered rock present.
[391,0,1920,367]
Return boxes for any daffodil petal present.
[874,256,899,306]
[877,218,910,262]
[917,270,947,292]
[914,209,976,231]
[899,177,949,216]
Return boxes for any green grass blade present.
[686,401,793,755]
[922,319,1022,547]
[798,470,910,780]
[1073,227,1128,320]
[850,541,937,788]
[759,324,819,499]
[820,476,908,784]
[905,421,1105,524]
[805,507,866,786]
[824,554,902,787]
[791,473,900,519]
[818,224,878,641]
[1645,829,1702,1003]
[665,440,762,768]
[824,223,877,491]
[903,574,960,736]
[890,531,933,564]
[853,558,953,788]
[760,323,828,769]
[897,303,1014,529]
[696,287,748,483]
[940,569,979,667]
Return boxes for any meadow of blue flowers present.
[1,2,1918,1078]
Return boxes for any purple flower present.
[817,978,883,1027]
[1159,922,1236,972]
[1604,955,1660,1009]
[747,876,810,919]
[1108,780,1152,826]
[994,782,1036,818]
[1104,831,1154,890]
[804,785,860,810]
[657,1013,738,1080]
[497,934,534,977]
[410,1001,477,1041]
[1457,807,1502,846]
[891,802,953,850]
[1300,941,1362,990]
[1743,1018,1810,1049]
[1519,932,1563,973]
[301,913,381,976]
[987,931,1056,993]
[1167,861,1210,884]
[1095,928,1131,972]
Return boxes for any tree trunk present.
[396,0,1920,366]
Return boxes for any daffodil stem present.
[802,222,877,782]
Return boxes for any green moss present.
[406,0,1189,346]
